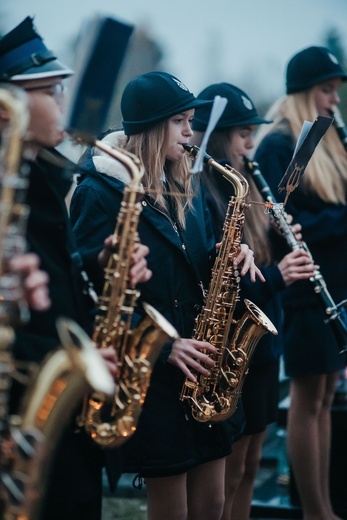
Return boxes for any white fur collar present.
[92,131,132,184]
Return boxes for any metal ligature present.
[244,157,347,354]
[329,107,347,152]
[179,144,277,423]
[0,85,115,520]
[76,142,180,448]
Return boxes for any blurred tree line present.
[104,22,347,133]
[0,15,346,141]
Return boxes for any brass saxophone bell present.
[180,145,277,423]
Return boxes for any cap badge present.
[327,52,339,65]
[241,95,253,111]
[172,77,189,91]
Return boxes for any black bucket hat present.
[0,17,73,81]
[121,71,213,136]
[286,46,347,94]
[192,82,271,132]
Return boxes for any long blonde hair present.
[192,129,273,266]
[254,91,347,204]
[123,120,194,228]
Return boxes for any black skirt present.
[241,361,280,436]
[120,362,231,478]
[283,304,346,377]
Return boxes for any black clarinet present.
[329,108,347,153]
[244,157,347,354]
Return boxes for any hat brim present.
[193,114,272,132]
[219,115,272,127]
[10,59,73,81]
[287,71,347,94]
[123,98,213,135]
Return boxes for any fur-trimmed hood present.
[76,130,133,185]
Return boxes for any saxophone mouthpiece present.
[182,144,212,164]
[182,143,194,153]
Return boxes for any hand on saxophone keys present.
[168,338,216,382]
[98,235,152,287]
[8,253,51,312]
[98,347,118,379]
[216,242,265,283]
[236,243,265,282]
[130,243,153,287]
[94,237,154,380]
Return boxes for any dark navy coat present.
[13,151,91,363]
[70,146,231,477]
[11,150,106,520]
[255,127,347,376]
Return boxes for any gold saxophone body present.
[180,145,277,423]
[77,142,179,448]
[4,319,115,520]
[0,85,115,520]
[0,82,30,520]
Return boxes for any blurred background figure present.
[0,15,150,520]
[254,45,347,520]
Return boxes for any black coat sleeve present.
[70,182,117,293]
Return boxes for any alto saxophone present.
[0,85,115,520]
[0,83,30,520]
[77,142,179,448]
[4,319,115,520]
[180,145,277,423]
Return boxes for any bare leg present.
[318,372,341,520]
[287,372,340,520]
[146,458,226,520]
[221,431,267,520]
[221,436,250,520]
[187,458,226,520]
[231,430,267,520]
[146,473,188,520]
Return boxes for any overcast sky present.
[2,0,347,103]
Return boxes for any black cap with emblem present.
[192,83,271,132]
[0,16,73,82]
[121,71,213,136]
[286,46,347,94]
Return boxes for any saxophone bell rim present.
[243,298,278,335]
[55,317,115,396]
